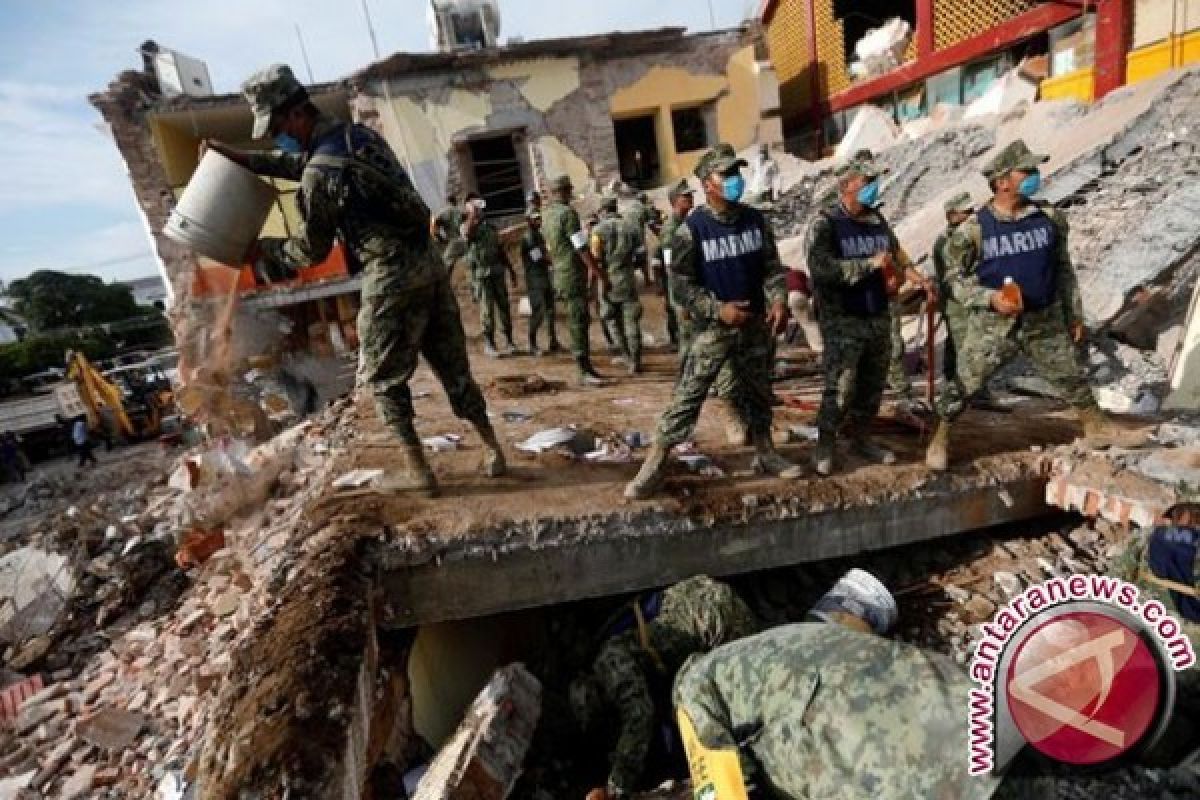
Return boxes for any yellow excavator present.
[65,351,176,441]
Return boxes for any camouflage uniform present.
[887,309,913,403]
[656,203,786,445]
[806,202,900,437]
[520,220,560,352]
[464,219,514,347]
[432,204,466,275]
[238,80,488,446]
[934,200,1095,419]
[592,209,645,370]
[934,229,968,382]
[542,183,593,369]
[574,576,758,797]
[674,623,1042,800]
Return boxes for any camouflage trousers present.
[942,298,968,382]
[887,309,912,402]
[816,312,892,436]
[556,279,591,363]
[675,313,738,398]
[526,278,559,349]
[477,273,513,344]
[600,292,644,367]
[656,320,774,446]
[358,277,489,444]
[936,305,1096,420]
[656,264,680,347]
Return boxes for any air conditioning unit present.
[153,48,214,99]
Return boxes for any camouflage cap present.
[943,191,974,214]
[667,178,694,202]
[694,143,749,179]
[835,152,887,180]
[983,139,1049,179]
[550,175,573,192]
[525,207,542,221]
[242,64,307,139]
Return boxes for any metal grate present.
[814,0,851,96]
[766,0,814,112]
[933,0,1040,51]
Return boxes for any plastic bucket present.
[164,150,276,265]
[808,569,898,635]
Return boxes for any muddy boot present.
[475,422,507,478]
[850,435,897,465]
[751,435,804,479]
[483,338,498,358]
[548,334,564,354]
[1078,407,1147,450]
[528,333,542,357]
[925,418,951,471]
[577,357,606,387]
[624,441,670,500]
[503,335,518,355]
[718,399,750,446]
[377,443,438,495]
[813,432,835,477]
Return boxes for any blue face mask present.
[856,180,881,209]
[722,174,745,203]
[1017,171,1042,198]
[274,133,303,154]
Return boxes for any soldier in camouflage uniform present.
[520,208,562,356]
[807,154,933,476]
[463,203,517,357]
[625,144,804,500]
[569,575,758,800]
[542,175,609,386]
[429,194,465,276]
[673,621,1054,800]
[591,192,645,375]
[210,64,505,494]
[925,140,1136,470]
[934,191,976,383]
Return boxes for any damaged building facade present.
[762,0,1200,152]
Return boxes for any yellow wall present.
[1040,67,1096,102]
[1127,29,1200,84]
[609,45,763,183]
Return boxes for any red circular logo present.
[1005,610,1163,765]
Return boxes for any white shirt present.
[72,419,88,446]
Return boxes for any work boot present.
[813,432,835,477]
[503,335,517,355]
[850,435,897,465]
[528,335,542,357]
[718,399,750,447]
[376,443,438,495]
[548,336,564,354]
[751,435,804,479]
[925,418,951,471]
[577,357,607,387]
[475,422,507,478]
[624,441,670,500]
[1078,407,1146,450]
[483,338,498,358]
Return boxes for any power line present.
[9,251,155,277]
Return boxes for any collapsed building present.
[1,4,1198,799]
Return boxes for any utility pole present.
[360,0,382,60]
[707,0,717,30]
[294,24,315,83]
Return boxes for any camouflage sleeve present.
[240,149,306,182]
[762,222,787,309]
[673,656,764,790]
[943,217,994,310]
[257,165,338,273]
[670,225,723,324]
[1049,207,1084,325]
[595,643,655,795]
[932,233,949,285]
[806,212,876,288]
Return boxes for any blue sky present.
[0,0,757,286]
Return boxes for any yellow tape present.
[676,707,749,800]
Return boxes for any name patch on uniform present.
[838,234,891,258]
[700,229,765,263]
[982,227,1053,260]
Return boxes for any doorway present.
[467,133,526,218]
[613,114,661,188]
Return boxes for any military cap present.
[835,152,887,179]
[983,139,1049,179]
[525,207,541,221]
[667,178,693,202]
[241,64,308,140]
[550,175,573,191]
[943,191,974,214]
[694,143,749,179]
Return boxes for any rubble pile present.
[0,403,347,797]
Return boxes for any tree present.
[6,271,142,334]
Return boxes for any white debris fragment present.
[516,427,578,454]
[331,469,385,489]
[422,434,463,452]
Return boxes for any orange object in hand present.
[1000,277,1024,311]
[881,255,900,296]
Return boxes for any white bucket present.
[809,568,898,635]
[164,150,277,265]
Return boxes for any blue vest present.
[685,206,769,315]
[827,207,891,317]
[976,206,1058,311]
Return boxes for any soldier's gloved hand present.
[719,301,754,328]
[1070,320,1087,344]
